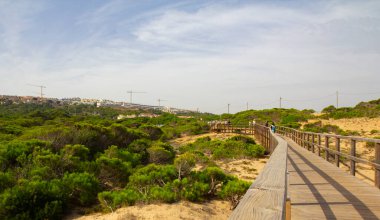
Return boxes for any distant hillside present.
[223,98,380,129]
[221,108,315,128]
[321,98,380,119]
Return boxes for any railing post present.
[286,198,291,220]
[311,134,315,153]
[375,143,380,189]
[350,139,356,176]
[325,136,329,161]
[298,132,301,145]
[335,138,340,167]
[307,134,310,151]
[318,135,321,157]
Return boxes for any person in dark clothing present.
[265,121,269,127]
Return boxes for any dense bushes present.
[0,103,256,218]
[218,180,251,208]
[321,99,380,119]
[224,108,313,127]
[97,166,249,211]
[63,172,100,206]
[0,180,67,220]
[180,135,266,160]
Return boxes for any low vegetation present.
[321,98,380,119]
[0,103,259,219]
[302,120,360,136]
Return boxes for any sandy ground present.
[71,201,231,220]
[305,117,380,137]
[216,158,268,182]
[72,133,267,220]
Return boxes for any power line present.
[339,91,380,96]
[282,93,336,103]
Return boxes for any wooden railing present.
[277,126,380,189]
[226,125,289,220]
[211,124,290,219]
[210,123,254,135]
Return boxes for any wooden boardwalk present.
[286,137,380,220]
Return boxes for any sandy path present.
[71,201,231,220]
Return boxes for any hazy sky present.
[1,0,379,113]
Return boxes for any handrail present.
[277,125,380,143]
[276,125,380,189]
[229,129,288,220]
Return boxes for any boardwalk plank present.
[286,137,380,220]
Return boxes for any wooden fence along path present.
[211,124,380,220]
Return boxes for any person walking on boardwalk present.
[271,122,276,133]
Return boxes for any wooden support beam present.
[351,139,356,176]
[325,136,329,161]
[335,138,340,167]
[318,135,321,157]
[375,143,380,188]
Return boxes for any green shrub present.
[63,172,100,206]
[181,181,210,202]
[61,144,89,161]
[218,179,250,207]
[228,135,256,144]
[128,164,177,195]
[98,189,141,212]
[246,144,266,157]
[0,171,14,192]
[149,185,177,203]
[147,146,174,164]
[139,125,164,140]
[0,180,66,220]
[174,152,196,179]
[96,156,132,187]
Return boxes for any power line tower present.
[157,98,167,107]
[127,90,146,103]
[28,84,46,98]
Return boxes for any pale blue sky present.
[1,0,379,113]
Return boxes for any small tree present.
[174,153,195,180]
[147,146,174,164]
[218,180,250,209]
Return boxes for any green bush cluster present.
[180,135,266,160]
[97,165,250,211]
[0,102,258,219]
[303,121,360,136]
[321,99,380,119]
[221,108,313,128]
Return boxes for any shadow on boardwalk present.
[286,138,380,220]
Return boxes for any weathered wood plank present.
[286,137,380,220]
[229,133,288,220]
